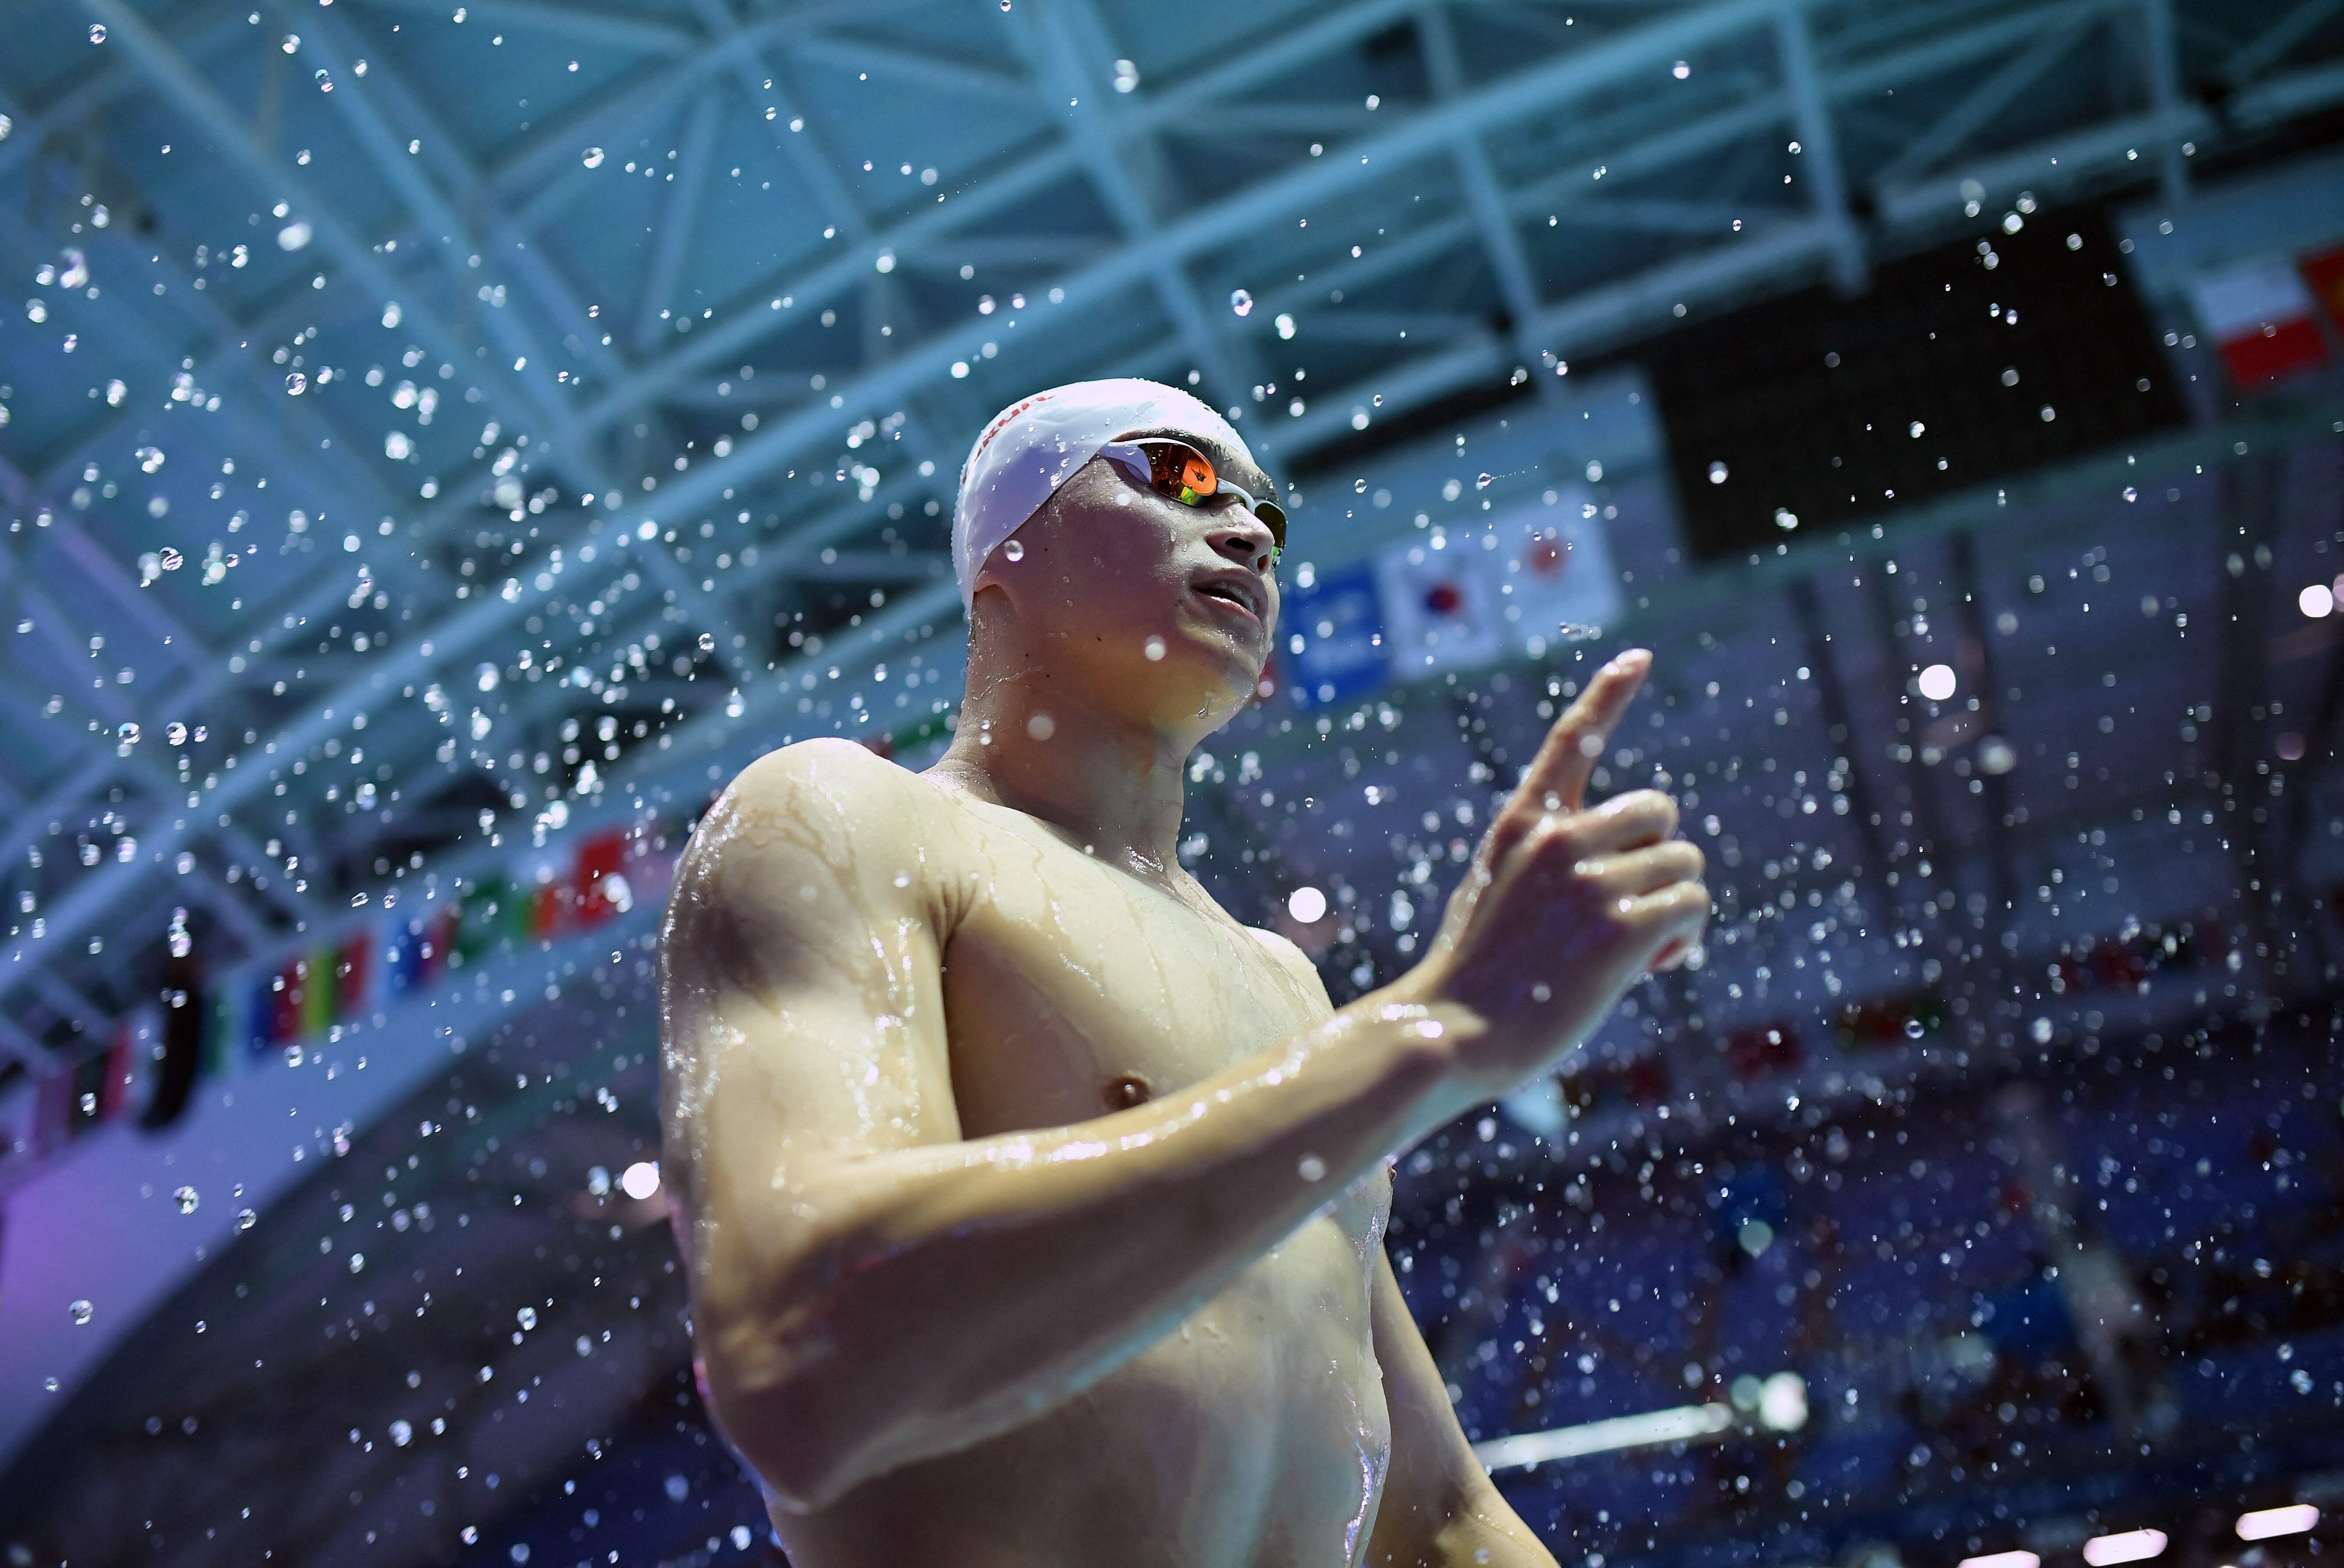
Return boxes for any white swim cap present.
[952,378,1257,610]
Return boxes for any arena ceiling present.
[3,0,2343,1108]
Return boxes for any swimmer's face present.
[971,431,1281,733]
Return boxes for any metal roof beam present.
[348,0,701,55]
[1775,4,1865,294]
[633,95,725,354]
[2140,0,2188,206]
[1417,4,1560,399]
[295,4,760,688]
[566,0,1450,429]
[1006,0,1267,443]
[0,0,250,183]
[786,35,1038,103]
[2221,0,2341,86]
[1868,6,2105,190]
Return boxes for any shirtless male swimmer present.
[659,378,1710,1568]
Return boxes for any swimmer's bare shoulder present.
[657,740,962,1330]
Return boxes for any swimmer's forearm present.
[722,994,1484,1509]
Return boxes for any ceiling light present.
[2238,1506,2318,1540]
[1958,1552,2038,1568]
[2084,1529,2166,1565]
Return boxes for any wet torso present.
[770,769,1398,1568]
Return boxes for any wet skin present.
[659,450,1706,1566]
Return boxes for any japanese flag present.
[1486,489,1623,657]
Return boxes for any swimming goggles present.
[1098,436,1286,555]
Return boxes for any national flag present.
[1485,492,1623,657]
[2189,260,2328,388]
[1374,537,1508,677]
[1278,560,1387,708]
[2301,244,2344,335]
[572,828,633,927]
[300,947,335,1037]
[336,928,374,1014]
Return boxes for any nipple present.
[1104,1072,1153,1110]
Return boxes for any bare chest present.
[779,800,1403,1564]
[934,811,1329,1136]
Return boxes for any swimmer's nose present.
[1208,511,1276,574]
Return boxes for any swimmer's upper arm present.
[659,741,958,1439]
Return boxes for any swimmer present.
[659,378,1709,1567]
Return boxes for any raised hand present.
[1393,649,1709,1101]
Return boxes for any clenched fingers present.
[1629,882,1712,965]
[1590,841,1705,898]
[1569,789,1679,855]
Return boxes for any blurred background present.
[3,0,2344,1563]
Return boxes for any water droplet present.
[315,68,333,92]
[1671,59,1689,78]
[1706,460,1728,485]
[1111,58,1139,93]
[999,0,1010,9]
[1142,635,1165,661]
[581,146,604,168]
[69,1299,93,1325]
[1002,538,1024,561]
[88,23,107,43]
[697,632,716,652]
[1026,712,1055,740]
[347,1252,365,1273]
[390,1418,414,1446]
[165,721,187,745]
[285,372,307,395]
[1908,421,1926,438]
[1476,472,1493,490]
[1554,622,1603,642]
[174,1185,199,1214]
[1354,478,1368,493]
[1229,289,1253,317]
[1297,1155,1326,1182]
[236,1207,257,1230]
[517,1306,538,1330]
[1774,508,1799,530]
[2122,486,2137,502]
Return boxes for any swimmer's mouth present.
[1192,573,1264,624]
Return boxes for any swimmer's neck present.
[932,651,1197,881]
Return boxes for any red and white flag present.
[1374,537,1507,677]
[2189,260,2328,388]
[1486,489,1622,658]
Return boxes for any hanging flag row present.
[7,822,683,1161]
[1274,492,1624,709]
[215,824,679,1060]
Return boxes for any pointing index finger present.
[1518,649,1652,813]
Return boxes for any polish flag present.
[2189,260,2328,388]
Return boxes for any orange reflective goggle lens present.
[1103,437,1286,552]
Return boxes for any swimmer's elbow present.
[699,1295,907,1513]
[700,1330,864,1513]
